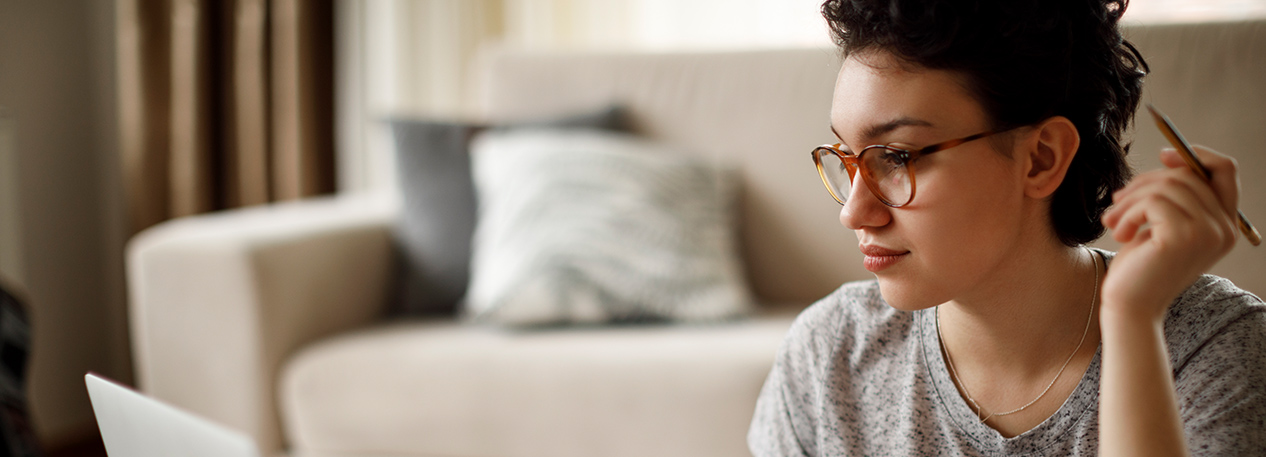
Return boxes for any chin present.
[875,275,943,312]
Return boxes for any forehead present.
[830,52,989,142]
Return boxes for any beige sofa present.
[127,20,1266,457]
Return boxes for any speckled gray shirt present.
[749,261,1266,456]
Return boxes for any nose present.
[839,180,892,230]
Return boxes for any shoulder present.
[1164,274,1265,370]
[1093,251,1265,451]
[793,278,884,320]
[1095,249,1264,363]
[1170,274,1261,316]
[1162,276,1266,453]
[785,279,893,342]
[778,279,911,371]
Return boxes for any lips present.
[859,244,909,272]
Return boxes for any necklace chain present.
[935,247,1100,424]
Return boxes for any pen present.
[1146,104,1261,246]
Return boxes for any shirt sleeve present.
[1175,308,1266,456]
[748,356,814,457]
[748,297,847,457]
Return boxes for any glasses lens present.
[860,146,912,206]
[815,147,853,204]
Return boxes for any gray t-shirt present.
[749,258,1266,456]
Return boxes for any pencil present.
[1146,104,1261,246]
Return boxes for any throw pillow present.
[388,106,629,316]
[465,128,755,326]
[389,120,480,316]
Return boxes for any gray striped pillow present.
[465,128,754,326]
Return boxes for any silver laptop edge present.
[85,373,260,457]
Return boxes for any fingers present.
[1157,146,1241,217]
[1107,168,1225,226]
[1103,167,1237,251]
[1106,192,1234,254]
[1103,175,1186,241]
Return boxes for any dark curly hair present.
[822,0,1148,246]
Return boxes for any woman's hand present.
[1097,146,1242,457]
[1099,146,1241,322]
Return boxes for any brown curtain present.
[116,0,335,234]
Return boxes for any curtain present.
[116,0,335,233]
[341,0,830,193]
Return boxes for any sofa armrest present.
[126,193,398,456]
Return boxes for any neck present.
[936,240,1101,379]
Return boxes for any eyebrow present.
[830,117,936,145]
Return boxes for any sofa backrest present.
[476,19,1266,304]
[1113,20,1266,297]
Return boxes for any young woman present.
[748,0,1265,455]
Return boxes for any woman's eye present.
[879,151,905,168]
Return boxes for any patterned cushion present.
[465,128,754,326]
[388,107,629,316]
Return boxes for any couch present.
[127,19,1266,457]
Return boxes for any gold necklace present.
[935,247,1099,424]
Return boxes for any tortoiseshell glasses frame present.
[811,130,1002,208]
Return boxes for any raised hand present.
[1099,146,1241,322]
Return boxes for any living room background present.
[335,0,1266,195]
[1,0,1264,454]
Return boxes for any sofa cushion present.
[279,306,799,457]
[388,107,628,316]
[465,128,755,326]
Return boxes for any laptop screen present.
[85,374,260,457]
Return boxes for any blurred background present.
[0,0,1262,455]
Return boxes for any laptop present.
[85,373,261,457]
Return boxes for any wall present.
[0,109,19,287]
[0,0,132,448]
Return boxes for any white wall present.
[0,0,131,447]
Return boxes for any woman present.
[748,0,1265,455]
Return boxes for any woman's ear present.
[1023,116,1080,199]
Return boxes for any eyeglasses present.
[811,130,1001,207]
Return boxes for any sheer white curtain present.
[338,0,506,193]
[501,0,829,49]
[336,0,830,193]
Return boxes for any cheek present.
[946,164,1025,242]
[913,159,1022,240]
[886,159,1024,306]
